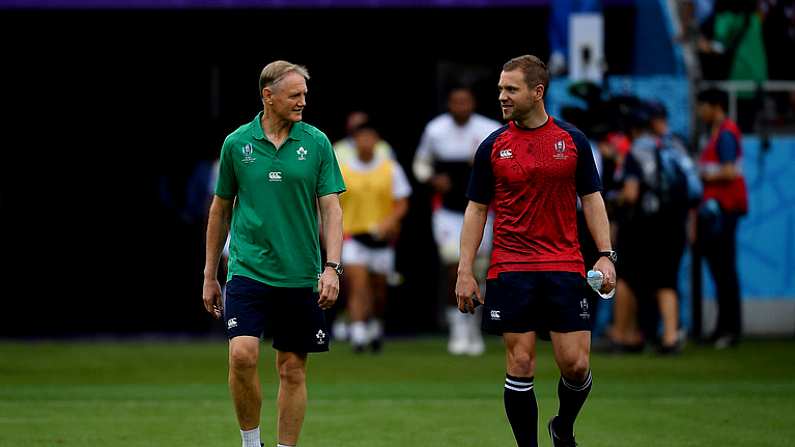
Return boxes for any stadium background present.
[1,1,794,446]
[3,3,631,336]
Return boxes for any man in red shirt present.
[456,55,616,447]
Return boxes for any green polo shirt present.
[215,113,346,288]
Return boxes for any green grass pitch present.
[1,337,793,446]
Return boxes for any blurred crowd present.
[678,0,792,82]
[560,83,749,354]
[677,0,795,130]
[186,0,795,356]
[321,77,750,357]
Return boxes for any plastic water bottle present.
[587,270,615,300]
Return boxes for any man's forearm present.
[381,199,409,230]
[703,163,739,182]
[321,201,343,263]
[458,202,488,274]
[204,199,231,279]
[581,192,612,251]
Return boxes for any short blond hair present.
[502,55,549,97]
[259,60,310,96]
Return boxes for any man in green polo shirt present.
[202,60,345,447]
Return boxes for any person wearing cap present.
[614,101,702,354]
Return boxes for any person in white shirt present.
[413,87,501,355]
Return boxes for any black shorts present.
[619,224,685,293]
[224,275,329,353]
[482,271,594,335]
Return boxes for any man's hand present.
[203,278,223,319]
[430,173,452,194]
[593,257,617,294]
[317,268,340,310]
[455,270,482,314]
[373,220,400,241]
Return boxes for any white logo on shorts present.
[227,317,238,329]
[490,310,501,320]
[579,298,590,319]
[316,330,326,344]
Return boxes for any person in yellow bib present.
[339,120,412,353]
[333,111,395,166]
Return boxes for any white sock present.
[350,321,369,345]
[447,307,467,340]
[368,318,383,340]
[469,307,483,340]
[241,427,260,447]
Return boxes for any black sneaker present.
[548,416,577,447]
[656,341,682,355]
[370,337,383,354]
[352,343,366,354]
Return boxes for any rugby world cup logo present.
[554,140,567,160]
[241,143,256,163]
[579,298,590,319]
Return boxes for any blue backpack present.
[656,134,702,210]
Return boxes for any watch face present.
[326,262,343,275]
[601,251,617,263]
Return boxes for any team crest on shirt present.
[241,143,256,164]
[499,148,513,159]
[297,146,307,160]
[554,140,568,160]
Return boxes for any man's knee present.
[507,351,536,377]
[229,341,258,372]
[278,355,307,387]
[560,355,590,381]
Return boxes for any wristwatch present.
[324,261,344,277]
[598,250,618,264]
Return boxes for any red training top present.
[467,117,602,278]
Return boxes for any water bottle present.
[587,270,615,300]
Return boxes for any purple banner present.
[0,0,551,8]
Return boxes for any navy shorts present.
[224,275,329,353]
[482,271,594,335]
